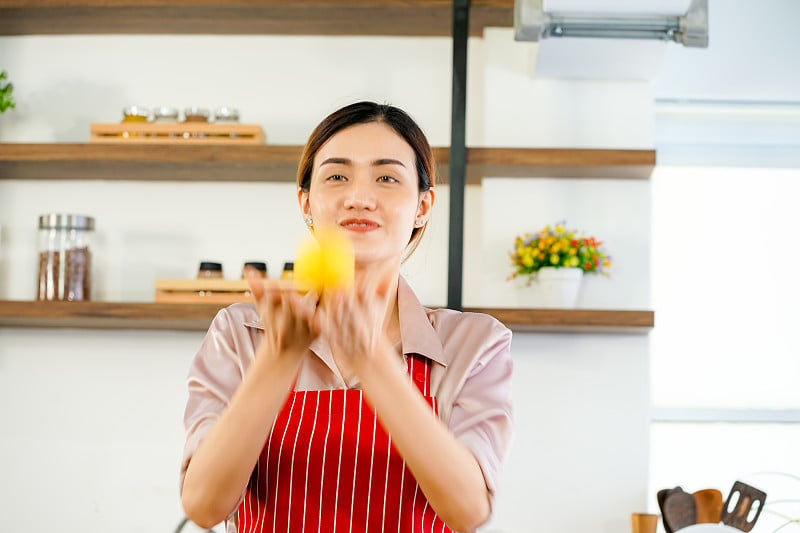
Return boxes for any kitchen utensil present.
[693,489,724,523]
[658,487,684,533]
[664,487,698,532]
[720,481,766,532]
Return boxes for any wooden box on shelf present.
[154,279,254,305]
[90,122,266,145]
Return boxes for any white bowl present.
[678,525,742,533]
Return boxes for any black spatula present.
[721,481,766,532]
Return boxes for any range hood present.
[513,0,708,80]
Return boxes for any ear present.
[416,188,434,220]
[298,188,311,219]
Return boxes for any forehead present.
[314,122,415,167]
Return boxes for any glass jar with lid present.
[197,261,223,279]
[242,261,267,279]
[213,107,240,123]
[122,106,150,138]
[183,107,210,123]
[184,107,210,138]
[153,106,180,123]
[37,214,95,301]
[122,105,150,123]
[280,262,294,281]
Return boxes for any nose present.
[343,176,377,211]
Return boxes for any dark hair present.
[296,101,435,256]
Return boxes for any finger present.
[289,289,316,331]
[259,280,285,329]
[246,268,266,300]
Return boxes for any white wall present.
[0,30,651,533]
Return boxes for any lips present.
[339,218,380,233]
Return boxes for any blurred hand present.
[319,269,394,380]
[246,269,319,364]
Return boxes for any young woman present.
[180,101,514,533]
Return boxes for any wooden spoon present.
[693,489,723,523]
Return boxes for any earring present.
[304,217,313,226]
[414,219,425,228]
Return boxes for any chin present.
[352,250,401,270]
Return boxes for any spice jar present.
[183,107,210,123]
[184,107,210,138]
[121,106,150,138]
[242,261,267,279]
[280,262,294,281]
[197,261,223,279]
[122,105,150,123]
[37,214,95,301]
[152,106,179,123]
[213,107,240,123]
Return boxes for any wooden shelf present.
[0,0,513,37]
[465,307,654,334]
[0,144,655,182]
[0,300,654,334]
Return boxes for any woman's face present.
[299,121,433,269]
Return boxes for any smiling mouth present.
[340,219,380,232]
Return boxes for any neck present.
[354,265,401,344]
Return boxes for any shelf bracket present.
[448,0,469,311]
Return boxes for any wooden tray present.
[155,278,254,304]
[90,122,266,145]
[154,278,297,304]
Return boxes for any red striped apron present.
[236,354,454,533]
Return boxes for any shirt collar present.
[397,276,446,366]
[243,275,446,367]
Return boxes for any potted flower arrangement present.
[1,70,15,113]
[508,221,611,307]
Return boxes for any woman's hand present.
[182,272,321,527]
[318,270,394,379]
[246,269,319,363]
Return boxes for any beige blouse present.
[181,276,514,520]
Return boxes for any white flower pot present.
[516,266,583,308]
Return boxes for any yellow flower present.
[550,253,559,265]
[523,255,533,267]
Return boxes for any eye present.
[326,174,347,182]
[377,175,398,183]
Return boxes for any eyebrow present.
[319,157,407,168]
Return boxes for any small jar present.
[184,107,210,138]
[213,107,240,123]
[122,106,150,123]
[37,214,95,301]
[242,261,267,279]
[280,262,294,281]
[152,106,180,123]
[122,106,150,138]
[183,107,210,123]
[197,261,223,279]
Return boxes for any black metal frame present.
[447,0,469,310]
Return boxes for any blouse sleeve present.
[446,316,514,509]
[179,306,253,494]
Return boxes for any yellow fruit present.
[294,225,354,293]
